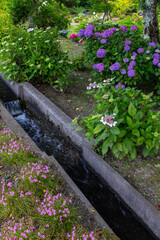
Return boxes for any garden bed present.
[32,69,160,209]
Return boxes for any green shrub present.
[8,0,70,30]
[78,83,160,159]
[0,0,13,40]
[0,27,72,90]
[77,0,91,8]
[8,0,35,24]
[31,1,70,30]
[117,14,143,34]
[78,23,160,91]
[111,0,138,17]
[69,6,87,14]
[57,0,78,8]
[73,13,86,23]
[74,18,89,33]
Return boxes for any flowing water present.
[0,78,158,240]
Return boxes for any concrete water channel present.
[0,76,160,240]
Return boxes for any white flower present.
[100,115,117,127]
[27,28,34,33]
[18,38,23,41]
[42,1,47,6]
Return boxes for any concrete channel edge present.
[1,77,160,239]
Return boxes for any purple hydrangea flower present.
[128,65,133,70]
[125,40,132,45]
[97,49,106,58]
[128,70,136,77]
[152,58,159,65]
[84,30,93,38]
[120,25,128,32]
[130,61,136,67]
[111,28,117,33]
[94,32,101,37]
[101,39,107,44]
[110,62,121,71]
[130,25,138,30]
[137,48,144,53]
[132,52,137,57]
[86,25,95,31]
[153,53,160,59]
[93,64,98,69]
[131,56,136,60]
[155,49,160,53]
[124,45,130,51]
[149,42,156,47]
[121,69,126,75]
[157,63,160,67]
[97,63,104,72]
[115,83,125,89]
[123,58,129,63]
[78,29,85,37]
[146,50,150,54]
[103,29,113,38]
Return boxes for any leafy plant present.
[0,0,13,41]
[31,1,70,30]
[117,14,143,33]
[78,23,160,91]
[0,26,72,90]
[73,13,86,23]
[111,0,138,17]
[76,83,160,160]
[8,0,70,30]
[8,0,34,24]
[89,0,114,18]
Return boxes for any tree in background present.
[89,0,115,20]
[111,0,138,17]
[56,0,77,8]
[142,0,159,42]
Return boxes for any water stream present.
[0,77,158,240]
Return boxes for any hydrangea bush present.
[80,82,160,159]
[78,23,160,91]
[0,27,72,90]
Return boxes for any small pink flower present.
[79,39,83,43]
[7,182,12,188]
[10,191,15,196]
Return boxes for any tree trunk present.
[143,0,159,43]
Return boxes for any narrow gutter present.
[1,76,160,239]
